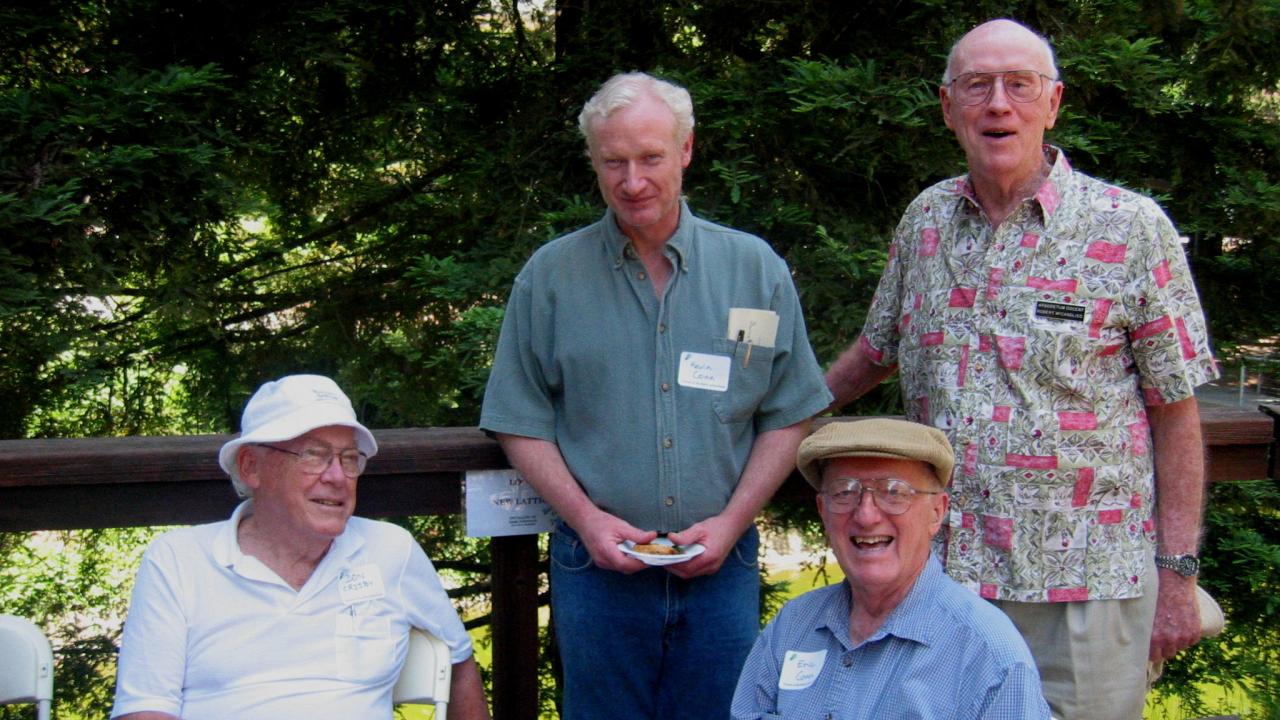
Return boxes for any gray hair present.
[942,19,1059,85]
[228,445,262,499]
[577,72,695,151]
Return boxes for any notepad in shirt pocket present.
[727,308,778,347]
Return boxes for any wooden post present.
[490,534,541,720]
[1261,403,1279,481]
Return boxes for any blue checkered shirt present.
[732,555,1049,719]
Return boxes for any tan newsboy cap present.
[796,418,955,490]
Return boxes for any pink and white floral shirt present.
[861,147,1218,602]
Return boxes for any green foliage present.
[0,528,161,720]
[1,0,1279,715]
[1153,479,1280,719]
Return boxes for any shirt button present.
[637,271,647,280]
[660,383,670,392]
[658,323,667,333]
[664,496,675,506]
[842,655,852,667]
[662,437,673,448]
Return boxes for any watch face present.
[1158,554,1199,576]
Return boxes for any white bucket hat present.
[218,374,378,478]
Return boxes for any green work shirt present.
[480,203,832,532]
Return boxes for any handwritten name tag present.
[339,564,386,605]
[678,352,731,392]
[779,649,827,690]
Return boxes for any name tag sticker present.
[339,564,386,605]
[678,352,731,392]
[778,649,827,691]
[727,308,779,347]
[1034,300,1087,323]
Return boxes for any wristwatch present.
[1154,553,1200,577]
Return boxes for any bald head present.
[944,19,1058,84]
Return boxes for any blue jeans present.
[549,522,761,720]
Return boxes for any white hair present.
[577,72,695,151]
[228,445,257,498]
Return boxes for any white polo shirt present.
[112,502,472,719]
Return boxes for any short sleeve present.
[401,537,473,665]
[753,258,834,432]
[1123,201,1219,405]
[111,538,189,718]
[859,211,914,368]
[480,274,558,440]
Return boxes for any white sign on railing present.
[464,469,559,537]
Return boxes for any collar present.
[604,200,694,273]
[212,499,255,568]
[212,500,364,579]
[818,553,947,651]
[953,145,1072,221]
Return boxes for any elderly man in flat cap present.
[112,374,489,720]
[731,418,1049,719]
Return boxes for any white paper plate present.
[618,538,706,566]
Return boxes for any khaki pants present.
[992,555,1158,720]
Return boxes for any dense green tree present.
[3,0,1278,437]
[2,0,1279,717]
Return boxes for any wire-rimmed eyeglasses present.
[254,443,368,477]
[820,477,941,515]
[947,70,1057,106]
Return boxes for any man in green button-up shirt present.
[480,72,831,719]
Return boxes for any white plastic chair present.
[393,627,451,716]
[0,614,53,720]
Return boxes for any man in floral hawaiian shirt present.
[824,18,1218,720]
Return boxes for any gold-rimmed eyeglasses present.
[821,477,941,515]
[947,70,1057,106]
[255,443,367,477]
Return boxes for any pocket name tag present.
[1034,300,1086,322]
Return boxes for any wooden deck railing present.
[1,407,1275,718]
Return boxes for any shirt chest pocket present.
[1025,313,1129,395]
[335,612,399,683]
[707,337,775,424]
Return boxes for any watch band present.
[1154,553,1200,577]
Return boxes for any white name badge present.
[338,564,386,605]
[678,352,731,392]
[778,649,827,691]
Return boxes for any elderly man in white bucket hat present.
[732,418,1050,719]
[112,374,490,720]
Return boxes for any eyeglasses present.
[821,477,940,516]
[947,70,1057,106]
[254,443,367,477]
